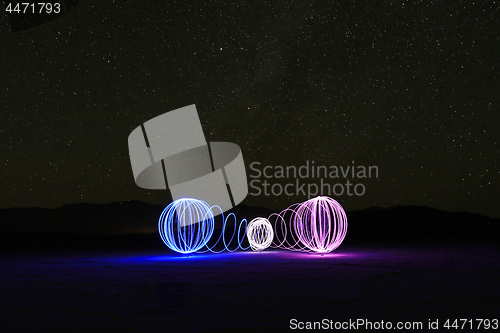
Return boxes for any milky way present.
[1,1,498,217]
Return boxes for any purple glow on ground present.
[2,244,499,332]
[105,247,377,265]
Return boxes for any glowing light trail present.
[159,196,347,255]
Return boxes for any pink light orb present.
[271,196,348,253]
[294,196,348,253]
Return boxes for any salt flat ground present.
[1,243,499,332]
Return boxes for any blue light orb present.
[158,198,215,254]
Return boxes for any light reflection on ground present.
[114,248,368,264]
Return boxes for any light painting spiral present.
[270,196,348,253]
[158,198,215,254]
[246,218,274,252]
[198,205,250,253]
[159,198,250,254]
[159,196,347,255]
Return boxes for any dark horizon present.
[3,197,500,218]
[1,200,498,238]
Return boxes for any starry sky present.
[1,0,499,218]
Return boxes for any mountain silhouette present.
[0,202,498,248]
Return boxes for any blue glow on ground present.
[112,249,365,264]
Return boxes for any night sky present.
[1,1,499,218]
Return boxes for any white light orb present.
[246,217,274,252]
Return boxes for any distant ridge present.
[347,205,500,241]
[0,201,275,235]
[0,202,498,241]
[0,201,164,235]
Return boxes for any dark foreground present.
[1,237,499,333]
